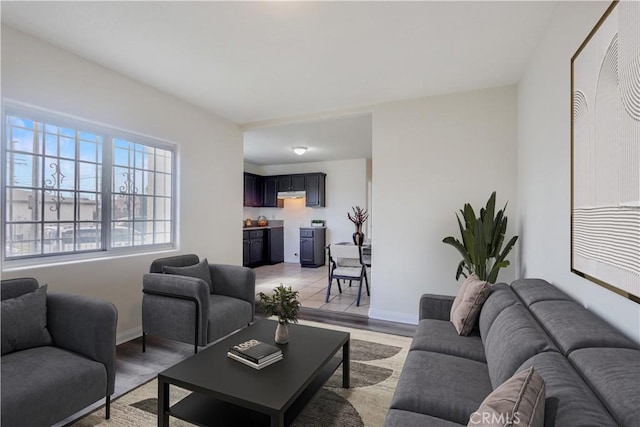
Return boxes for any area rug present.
[71,321,412,427]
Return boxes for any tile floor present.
[253,262,370,316]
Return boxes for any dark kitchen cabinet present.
[304,173,326,207]
[266,227,284,264]
[242,236,250,265]
[243,228,283,267]
[244,171,325,208]
[243,229,265,266]
[249,237,264,264]
[243,173,263,207]
[300,227,326,268]
[262,177,284,208]
[278,175,305,192]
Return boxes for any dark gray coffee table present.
[157,319,350,427]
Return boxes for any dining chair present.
[326,244,370,306]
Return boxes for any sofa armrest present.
[143,273,210,313]
[209,264,256,306]
[46,293,118,395]
[419,294,455,321]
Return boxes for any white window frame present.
[1,102,178,267]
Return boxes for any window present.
[111,139,173,247]
[3,109,175,261]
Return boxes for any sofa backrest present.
[1,277,39,301]
[569,347,640,427]
[530,300,638,354]
[483,303,558,388]
[511,278,640,427]
[512,279,638,354]
[510,278,573,306]
[517,352,618,426]
[478,283,520,339]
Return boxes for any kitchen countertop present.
[242,225,283,230]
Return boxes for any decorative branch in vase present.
[347,206,369,246]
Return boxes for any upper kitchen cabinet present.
[305,173,326,207]
[243,172,263,207]
[277,175,305,192]
[244,172,325,207]
[263,177,284,208]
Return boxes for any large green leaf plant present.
[442,192,518,284]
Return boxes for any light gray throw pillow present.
[451,275,491,336]
[1,285,53,355]
[469,366,545,427]
[162,258,214,293]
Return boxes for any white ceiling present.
[244,112,372,165]
[1,1,558,165]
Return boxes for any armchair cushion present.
[163,258,214,293]
[1,285,52,355]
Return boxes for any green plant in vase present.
[442,191,518,284]
[258,284,301,344]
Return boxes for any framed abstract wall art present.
[571,0,640,303]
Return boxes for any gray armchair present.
[1,277,117,426]
[142,254,255,353]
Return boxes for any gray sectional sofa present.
[1,278,118,427]
[385,278,640,426]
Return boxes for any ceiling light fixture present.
[293,146,308,155]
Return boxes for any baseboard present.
[117,327,142,345]
[368,309,418,325]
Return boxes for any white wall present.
[244,159,368,263]
[1,27,243,342]
[370,86,518,324]
[518,1,640,343]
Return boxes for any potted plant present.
[257,284,301,344]
[347,206,369,246]
[442,191,518,284]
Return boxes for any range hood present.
[277,191,306,199]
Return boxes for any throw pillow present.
[451,275,490,336]
[450,274,472,319]
[1,285,53,355]
[468,366,545,427]
[162,258,214,293]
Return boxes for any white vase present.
[275,323,289,344]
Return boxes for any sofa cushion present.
[470,366,545,427]
[1,346,107,427]
[483,304,557,388]
[385,409,464,427]
[529,300,638,355]
[390,350,492,425]
[411,319,485,362]
[478,283,520,339]
[1,285,52,355]
[163,258,213,293]
[510,278,572,307]
[518,352,618,426]
[451,276,490,336]
[569,347,640,427]
[207,294,253,342]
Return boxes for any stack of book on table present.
[228,339,283,370]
